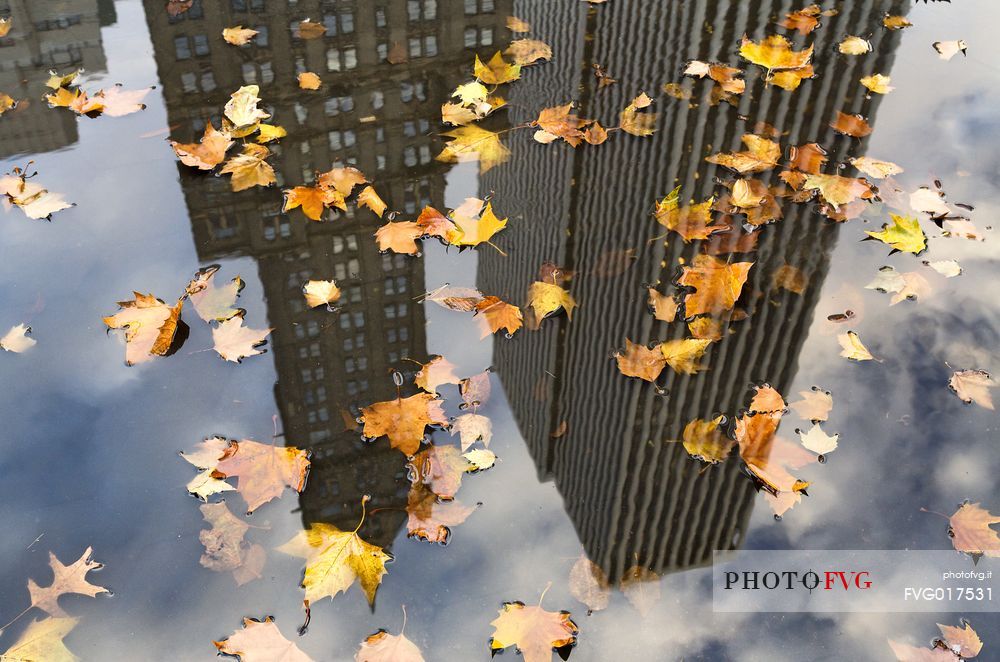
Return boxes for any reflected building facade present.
[479,0,909,580]
[143,0,509,547]
[0,0,115,157]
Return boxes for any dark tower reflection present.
[0,0,114,157]
[143,0,510,549]
[479,0,910,580]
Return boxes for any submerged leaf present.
[215,617,312,662]
[949,369,996,410]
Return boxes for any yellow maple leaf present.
[474,52,521,84]
[681,416,735,463]
[677,254,753,317]
[619,92,657,136]
[860,73,893,94]
[222,26,258,46]
[474,296,523,337]
[448,201,508,247]
[490,602,578,662]
[278,510,390,606]
[527,281,576,325]
[659,338,713,374]
[170,123,233,170]
[3,617,79,662]
[616,339,667,382]
[283,184,345,221]
[706,134,781,173]
[297,71,321,90]
[255,123,287,143]
[357,185,387,218]
[865,213,927,254]
[223,84,270,129]
[360,392,448,455]
[303,279,341,308]
[220,143,276,191]
[103,292,183,366]
[739,35,814,71]
[437,125,511,173]
[375,221,423,255]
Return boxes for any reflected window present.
[193,34,210,56]
[201,72,216,92]
[425,35,437,56]
[324,14,338,35]
[256,25,268,46]
[408,37,421,57]
[377,42,388,61]
[400,83,413,103]
[375,7,387,27]
[376,155,386,171]
[341,11,354,33]
[241,62,257,84]
[371,90,384,110]
[464,28,476,48]
[174,36,191,60]
[181,72,197,92]
[403,147,416,167]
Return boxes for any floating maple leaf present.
[850,156,903,179]
[297,71,321,90]
[527,281,576,325]
[740,34,813,72]
[409,444,472,499]
[838,331,875,361]
[279,508,391,607]
[214,438,311,513]
[861,73,894,94]
[360,392,448,455]
[798,423,839,454]
[615,339,666,382]
[933,40,968,61]
[215,617,313,662]
[506,39,553,66]
[883,15,912,30]
[406,483,476,544]
[788,388,832,422]
[181,436,235,500]
[297,19,326,39]
[475,296,524,337]
[423,284,483,311]
[706,134,780,173]
[255,123,286,143]
[949,369,996,410]
[947,502,1000,558]
[224,84,270,130]
[1,323,36,353]
[212,312,271,362]
[654,186,728,241]
[437,125,511,173]
[464,448,497,471]
[660,338,713,374]
[830,111,872,137]
[936,621,983,658]
[27,547,108,617]
[777,4,835,35]
[681,416,735,463]
[647,288,677,322]
[447,199,508,248]
[414,356,460,394]
[489,601,578,662]
[619,92,657,136]
[185,265,244,322]
[283,184,346,221]
[677,254,753,317]
[866,214,927,254]
[865,266,930,305]
[302,279,341,309]
[222,26,258,45]
[839,36,871,55]
[356,619,426,662]
[103,292,183,365]
[357,186,387,218]
[220,144,276,191]
[0,169,74,220]
[474,52,521,85]
[802,173,874,210]
[736,411,814,493]
[170,123,233,170]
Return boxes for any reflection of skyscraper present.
[0,0,115,157]
[479,0,908,580]
[143,0,509,547]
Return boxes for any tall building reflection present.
[479,0,909,580]
[0,0,115,157]
[143,0,510,548]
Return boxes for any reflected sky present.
[0,0,998,660]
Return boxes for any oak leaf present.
[948,503,1000,558]
[1,323,36,353]
[375,221,423,255]
[220,144,276,191]
[677,254,753,317]
[616,339,666,382]
[360,393,448,455]
[279,519,390,606]
[356,628,425,662]
[170,123,233,170]
[214,438,310,513]
[222,26,258,45]
[569,555,610,613]
[103,292,182,365]
[406,483,476,544]
[212,312,271,362]
[474,52,521,85]
[3,617,79,662]
[706,134,780,173]
[681,416,735,463]
[527,281,576,324]
[949,369,995,410]
[185,265,244,322]
[865,214,927,254]
[475,296,523,336]
[215,617,313,662]
[27,547,108,617]
[489,602,578,662]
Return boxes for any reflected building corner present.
[142,0,510,549]
[0,0,114,158]
[478,0,910,581]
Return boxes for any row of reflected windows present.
[169,0,495,25]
